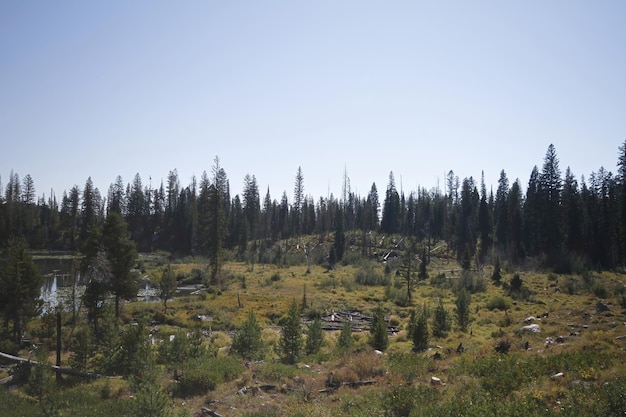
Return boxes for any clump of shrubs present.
[486,296,511,311]
[355,266,389,286]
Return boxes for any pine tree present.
[539,144,563,263]
[432,299,451,338]
[337,321,354,351]
[208,157,229,285]
[381,172,400,234]
[492,256,502,283]
[455,289,471,332]
[0,236,43,344]
[231,310,264,361]
[278,300,303,364]
[305,317,325,355]
[102,212,138,318]
[369,304,389,351]
[293,167,304,237]
[409,309,429,352]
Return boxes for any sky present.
[1,1,625,204]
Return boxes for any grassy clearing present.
[5,242,626,416]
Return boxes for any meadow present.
[1,236,625,416]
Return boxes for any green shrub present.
[355,266,389,286]
[176,356,242,397]
[257,362,298,383]
[430,272,453,289]
[486,296,511,311]
[387,352,430,382]
[592,282,608,298]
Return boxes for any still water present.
[35,256,158,312]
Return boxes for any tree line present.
[2,143,626,271]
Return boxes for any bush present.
[486,296,511,311]
[257,362,297,383]
[592,282,608,298]
[387,352,430,383]
[355,266,389,286]
[176,356,242,397]
[430,272,452,289]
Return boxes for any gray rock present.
[521,324,541,333]
[596,301,610,313]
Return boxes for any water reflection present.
[37,257,159,312]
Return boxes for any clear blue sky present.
[1,1,624,203]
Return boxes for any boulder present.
[521,324,541,333]
[596,302,610,313]
[551,372,565,380]
[430,376,443,386]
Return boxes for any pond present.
[35,256,159,313]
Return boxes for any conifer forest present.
[0,144,625,416]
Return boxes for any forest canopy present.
[2,142,626,271]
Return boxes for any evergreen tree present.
[494,170,510,250]
[618,139,626,264]
[102,212,138,318]
[80,177,97,246]
[562,167,584,257]
[492,256,502,283]
[507,180,524,262]
[539,144,563,263]
[82,250,111,336]
[207,157,229,285]
[305,317,325,355]
[432,299,451,338]
[231,310,264,361]
[369,304,389,351]
[293,166,304,237]
[243,174,260,248]
[278,300,303,364]
[477,171,492,262]
[367,182,380,230]
[337,321,354,351]
[381,172,400,234]
[409,309,429,352]
[455,289,471,332]
[107,175,126,215]
[523,166,541,256]
[69,327,95,371]
[0,236,43,344]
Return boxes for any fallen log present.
[0,351,115,380]
[201,407,223,417]
[0,375,15,385]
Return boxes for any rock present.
[375,350,383,355]
[551,372,565,380]
[556,336,567,343]
[521,324,541,333]
[430,376,443,386]
[525,316,537,323]
[596,301,610,313]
